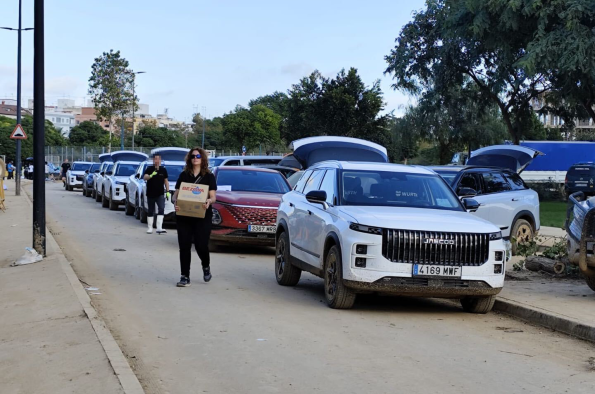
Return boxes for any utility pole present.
[33,0,46,256]
[1,0,33,196]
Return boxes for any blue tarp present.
[521,142,595,171]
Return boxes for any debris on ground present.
[11,247,43,266]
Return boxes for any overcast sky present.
[1,0,425,121]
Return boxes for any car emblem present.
[423,238,455,245]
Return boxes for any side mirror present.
[85,170,89,174]
[463,198,480,212]
[100,171,105,176]
[457,187,477,198]
[135,173,140,179]
[106,171,113,176]
[306,190,328,209]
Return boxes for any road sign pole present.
[33,0,46,256]
[15,0,23,196]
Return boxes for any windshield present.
[165,164,184,184]
[340,170,463,211]
[106,164,114,173]
[216,169,291,194]
[287,171,304,188]
[71,163,92,171]
[115,164,138,176]
[432,170,459,186]
[209,158,225,167]
[90,163,101,172]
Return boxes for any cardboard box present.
[176,182,209,218]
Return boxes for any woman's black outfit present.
[175,170,217,282]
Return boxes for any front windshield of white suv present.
[340,170,463,211]
[115,164,137,176]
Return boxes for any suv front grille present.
[382,229,490,266]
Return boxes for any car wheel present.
[140,197,147,223]
[275,231,301,286]
[102,189,109,208]
[324,244,356,309]
[124,194,134,216]
[95,187,102,202]
[511,219,533,255]
[460,295,496,314]
[109,190,118,210]
[134,201,140,220]
[585,275,595,292]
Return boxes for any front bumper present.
[211,228,275,246]
[345,278,501,297]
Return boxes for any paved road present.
[42,182,595,394]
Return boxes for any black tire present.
[134,200,140,220]
[460,295,497,314]
[140,197,147,223]
[324,244,356,309]
[511,219,534,255]
[92,188,96,199]
[95,187,102,202]
[102,189,109,208]
[108,190,118,210]
[275,231,301,286]
[586,276,595,292]
[124,194,134,216]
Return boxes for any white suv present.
[275,161,507,313]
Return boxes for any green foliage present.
[512,236,540,271]
[389,115,419,163]
[221,105,281,151]
[0,115,67,161]
[134,126,186,148]
[68,121,109,146]
[191,115,225,150]
[542,239,568,260]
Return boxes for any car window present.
[244,159,280,165]
[302,170,326,195]
[294,170,312,193]
[224,160,240,166]
[481,172,511,194]
[503,172,527,190]
[459,173,482,194]
[318,170,337,204]
[340,170,462,211]
[165,164,184,184]
[106,164,114,173]
[115,164,137,176]
[216,169,291,194]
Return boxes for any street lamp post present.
[131,71,146,150]
[1,0,34,196]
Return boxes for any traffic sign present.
[10,124,27,139]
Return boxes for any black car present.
[565,162,595,197]
[82,163,101,197]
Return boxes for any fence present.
[44,146,290,165]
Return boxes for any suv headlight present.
[489,231,502,241]
[212,208,222,225]
[349,222,383,235]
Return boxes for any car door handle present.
[512,198,520,201]
[308,210,312,215]
[289,202,294,207]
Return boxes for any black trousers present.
[147,195,165,216]
[7,172,13,180]
[176,215,212,277]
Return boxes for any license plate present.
[248,225,276,234]
[413,264,461,277]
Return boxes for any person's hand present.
[175,204,180,212]
[165,192,171,201]
[203,199,212,209]
[150,171,158,178]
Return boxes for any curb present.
[22,187,145,394]
[494,297,595,343]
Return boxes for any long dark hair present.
[184,147,210,176]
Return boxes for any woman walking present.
[173,147,217,287]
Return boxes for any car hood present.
[69,170,87,175]
[216,191,282,208]
[113,176,131,183]
[467,145,544,173]
[337,206,499,233]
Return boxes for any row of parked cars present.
[64,138,543,313]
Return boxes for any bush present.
[526,181,566,202]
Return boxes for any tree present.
[389,115,420,164]
[284,68,390,148]
[68,121,109,146]
[385,0,550,144]
[134,126,186,148]
[88,50,137,151]
[0,115,67,161]
[221,105,281,151]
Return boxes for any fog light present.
[212,208,222,225]
[494,264,503,274]
[495,251,503,261]
[355,257,366,268]
[356,244,367,254]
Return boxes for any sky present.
[0,0,426,122]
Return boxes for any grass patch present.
[540,201,567,228]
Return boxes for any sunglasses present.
[190,154,202,159]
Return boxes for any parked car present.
[209,155,283,169]
[125,160,151,218]
[564,162,595,198]
[253,164,299,179]
[65,161,94,191]
[101,151,148,210]
[93,153,113,201]
[95,163,113,202]
[210,166,292,246]
[82,163,101,197]
[275,160,506,312]
[565,192,595,292]
[430,145,541,254]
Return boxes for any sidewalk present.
[495,226,595,342]
[0,186,139,393]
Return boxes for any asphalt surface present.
[43,182,595,394]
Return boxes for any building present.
[532,96,595,131]
[0,101,32,119]
[45,110,75,136]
